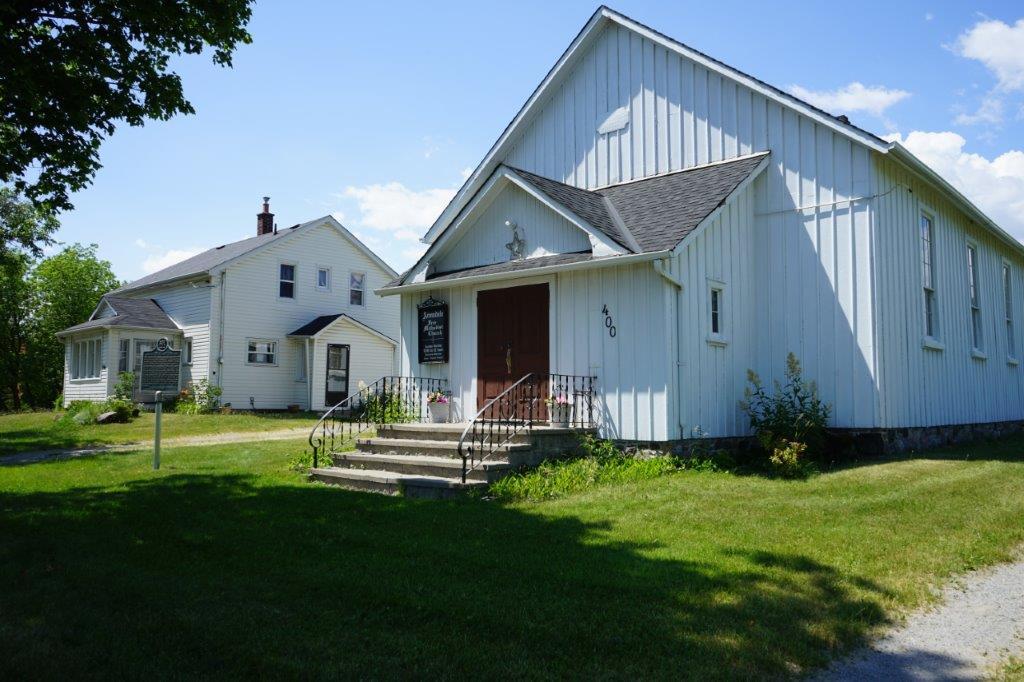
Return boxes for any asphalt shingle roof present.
[113,225,303,293]
[60,297,177,335]
[289,314,345,337]
[509,152,768,253]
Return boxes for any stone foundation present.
[614,419,1024,460]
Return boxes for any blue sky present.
[51,1,1024,281]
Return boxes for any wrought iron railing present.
[457,373,596,483]
[308,375,448,468]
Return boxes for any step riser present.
[332,455,496,482]
[376,426,531,444]
[310,470,399,495]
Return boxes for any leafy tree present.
[0,0,253,225]
[0,252,32,409]
[0,186,60,257]
[22,244,120,407]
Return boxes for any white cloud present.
[954,95,1005,125]
[401,244,428,262]
[788,82,910,125]
[394,229,422,242]
[342,182,455,232]
[925,12,934,22]
[954,18,1024,91]
[141,248,204,275]
[892,130,1024,239]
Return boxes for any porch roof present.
[287,313,397,346]
[57,296,179,337]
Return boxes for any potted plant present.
[427,391,451,423]
[545,394,572,426]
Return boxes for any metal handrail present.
[308,375,448,468]
[457,373,596,484]
[457,372,537,482]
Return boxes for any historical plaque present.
[417,298,449,364]
[140,340,182,393]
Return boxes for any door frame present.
[324,343,351,407]
[470,274,556,411]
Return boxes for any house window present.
[247,339,277,365]
[710,288,722,334]
[317,267,331,291]
[71,338,102,379]
[1005,263,1016,359]
[184,339,193,365]
[967,245,982,351]
[921,212,938,338]
[279,264,295,298]
[349,272,365,306]
[118,339,129,373]
[296,343,307,381]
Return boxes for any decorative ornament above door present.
[505,219,526,261]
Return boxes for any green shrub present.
[362,391,410,424]
[769,440,816,479]
[740,353,831,468]
[60,400,105,425]
[113,372,134,401]
[52,393,64,412]
[101,398,134,423]
[175,378,222,415]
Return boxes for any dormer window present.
[279,264,295,298]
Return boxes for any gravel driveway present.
[816,555,1024,681]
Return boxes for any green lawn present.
[1,437,1023,679]
[0,410,322,455]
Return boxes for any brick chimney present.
[257,196,275,236]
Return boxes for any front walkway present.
[817,552,1024,680]
[0,427,311,466]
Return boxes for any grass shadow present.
[0,471,890,679]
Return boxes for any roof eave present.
[887,142,1024,258]
[377,249,671,296]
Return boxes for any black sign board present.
[140,343,181,393]
[417,298,449,364]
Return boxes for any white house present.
[58,200,400,411]
[378,7,1024,447]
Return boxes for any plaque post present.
[153,391,162,470]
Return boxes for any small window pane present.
[279,264,295,298]
[317,268,330,289]
[118,339,129,373]
[710,289,722,335]
[349,272,365,306]
[247,340,276,364]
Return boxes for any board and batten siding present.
[499,23,879,434]
[125,279,212,386]
[433,183,591,274]
[873,155,1024,427]
[398,261,673,441]
[210,222,399,410]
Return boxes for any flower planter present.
[428,402,450,423]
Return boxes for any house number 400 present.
[601,304,617,338]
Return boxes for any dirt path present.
[0,427,311,466]
[817,555,1024,681]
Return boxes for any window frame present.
[316,266,332,292]
[966,242,984,357]
[246,338,278,366]
[920,209,941,348]
[279,262,296,299]
[70,336,103,380]
[1004,259,1017,365]
[117,338,130,374]
[349,271,366,307]
[183,338,193,366]
[706,279,728,347]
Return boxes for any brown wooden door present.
[476,283,549,414]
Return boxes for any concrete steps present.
[311,422,590,497]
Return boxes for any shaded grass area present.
[0,410,321,455]
[1,436,1024,678]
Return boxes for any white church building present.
[378,6,1024,446]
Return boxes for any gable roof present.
[58,296,178,336]
[419,6,889,248]
[114,215,397,294]
[386,153,768,291]
[287,313,397,345]
[511,152,769,253]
